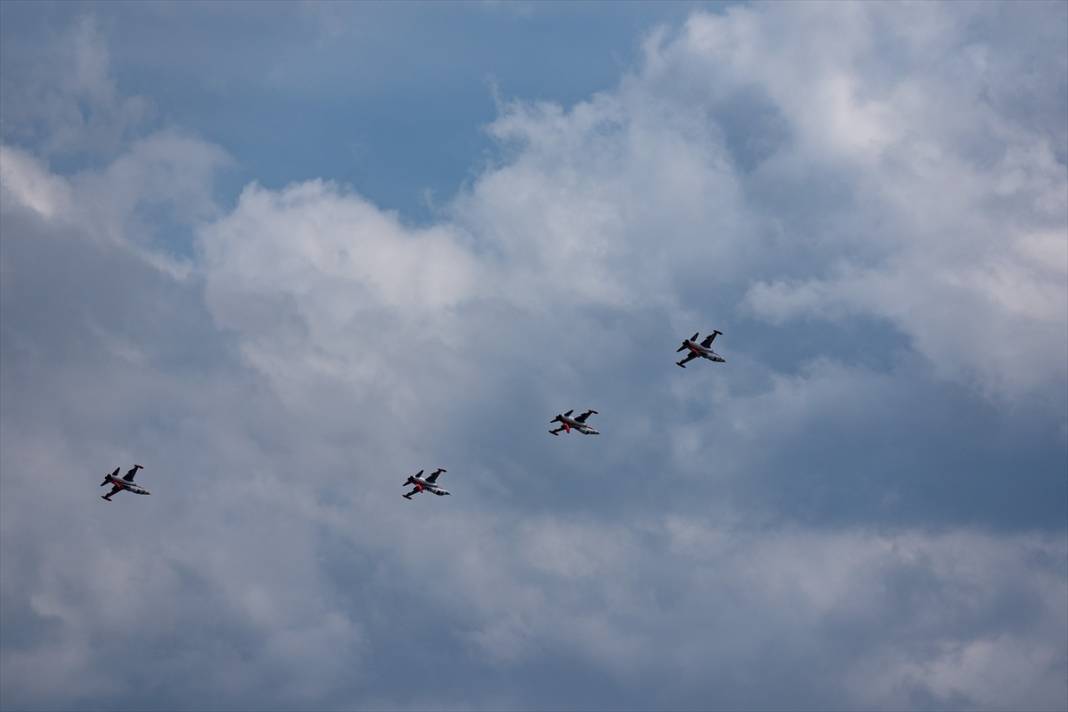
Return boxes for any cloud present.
[0,15,152,157]
[0,145,73,220]
[2,130,230,280]
[1,3,1065,711]
[654,1,1068,400]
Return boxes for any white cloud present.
[0,145,73,220]
[1,130,230,283]
[14,3,1052,406]
[667,2,1068,399]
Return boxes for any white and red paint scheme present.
[100,465,150,501]
[549,409,600,436]
[402,468,451,499]
[676,330,727,368]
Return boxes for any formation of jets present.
[100,331,726,503]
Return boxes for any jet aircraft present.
[676,330,726,368]
[402,468,450,499]
[549,409,599,436]
[100,465,149,501]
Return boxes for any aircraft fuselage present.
[103,475,150,496]
[683,340,726,363]
[405,477,449,496]
[556,417,599,435]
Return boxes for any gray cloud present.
[0,15,152,159]
[2,3,1066,711]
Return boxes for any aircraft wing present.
[700,331,721,347]
[123,467,140,482]
[426,469,446,484]
[106,485,123,497]
[403,488,421,499]
[576,409,597,423]
[678,351,699,366]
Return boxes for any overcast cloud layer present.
[2,3,1066,711]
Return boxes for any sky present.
[0,2,1065,710]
